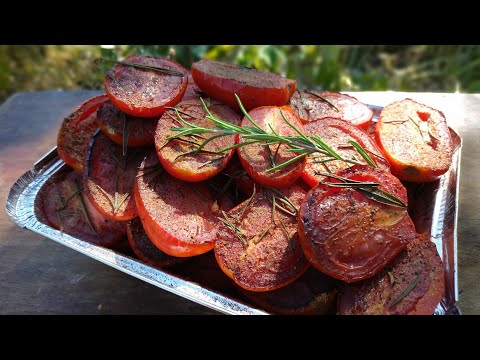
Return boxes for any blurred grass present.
[1,45,479,104]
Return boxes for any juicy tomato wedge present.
[238,267,339,315]
[298,165,416,283]
[191,59,296,112]
[337,233,445,315]
[155,98,241,182]
[96,100,158,147]
[83,130,147,221]
[57,94,109,172]
[127,218,186,268]
[134,151,226,257]
[237,106,307,188]
[214,185,310,292]
[289,90,373,129]
[302,118,390,188]
[40,170,125,247]
[375,98,454,182]
[104,55,188,118]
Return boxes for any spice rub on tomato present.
[104,55,188,118]
[298,165,416,283]
[83,130,147,221]
[57,94,109,172]
[155,98,241,182]
[127,218,186,268]
[237,106,307,188]
[239,267,339,315]
[134,151,227,257]
[96,100,158,147]
[337,233,445,315]
[290,90,373,129]
[40,170,125,247]
[375,98,453,182]
[214,185,310,292]
[302,118,390,188]
[191,59,296,112]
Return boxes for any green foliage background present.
[1,45,479,103]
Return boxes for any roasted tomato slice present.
[214,185,310,292]
[337,233,445,315]
[298,165,416,283]
[237,106,307,188]
[57,94,109,172]
[40,170,125,247]
[84,130,147,221]
[289,90,373,129]
[96,100,158,147]
[375,98,453,182]
[155,98,241,182]
[238,267,339,315]
[134,151,226,257]
[127,218,186,268]
[302,118,390,188]
[104,55,188,118]
[191,59,296,112]
[224,152,257,199]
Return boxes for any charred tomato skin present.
[298,165,416,283]
[104,55,188,118]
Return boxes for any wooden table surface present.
[1,90,478,315]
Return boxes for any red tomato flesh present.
[298,165,416,283]
[214,185,310,292]
[134,151,226,257]
[127,218,186,268]
[191,59,296,112]
[57,94,109,172]
[302,118,390,188]
[104,55,188,118]
[290,90,373,129]
[96,100,158,147]
[155,98,241,182]
[83,130,147,221]
[237,106,307,188]
[40,170,125,247]
[375,98,453,182]
[337,233,445,315]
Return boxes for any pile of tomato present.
[42,55,454,315]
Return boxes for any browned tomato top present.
[214,185,310,292]
[41,170,125,247]
[191,59,296,112]
[57,94,109,172]
[239,267,339,315]
[290,90,373,129]
[134,151,224,257]
[375,98,453,182]
[155,98,241,182]
[96,100,158,147]
[84,130,147,221]
[127,218,185,268]
[237,106,306,188]
[104,55,188,118]
[337,233,445,315]
[298,165,416,283]
[302,118,390,188]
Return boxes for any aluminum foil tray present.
[5,106,462,315]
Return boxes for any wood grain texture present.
[1,90,479,315]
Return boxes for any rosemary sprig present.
[349,140,376,167]
[389,272,421,307]
[218,210,247,245]
[315,172,407,208]
[304,90,339,112]
[74,179,97,235]
[99,58,185,77]
[279,219,295,252]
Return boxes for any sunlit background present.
[1,45,479,103]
